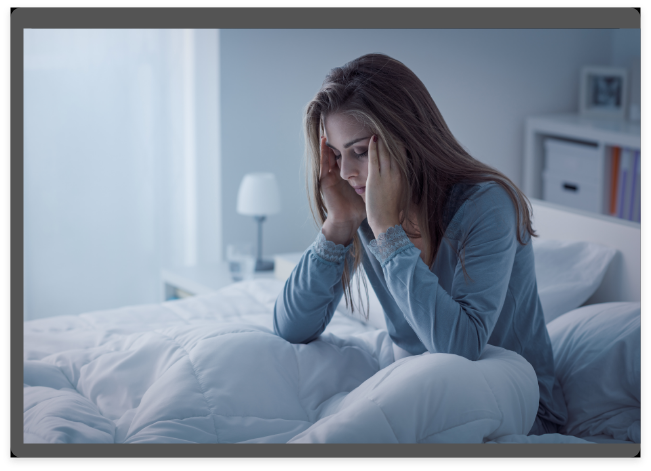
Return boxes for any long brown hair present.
[303,53,536,319]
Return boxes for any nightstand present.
[161,262,276,301]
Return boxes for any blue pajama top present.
[273,181,568,428]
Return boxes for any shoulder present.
[471,180,513,204]
[447,181,518,240]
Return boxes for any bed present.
[22,199,640,449]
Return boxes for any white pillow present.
[532,238,617,324]
[547,302,640,443]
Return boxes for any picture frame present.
[579,66,628,120]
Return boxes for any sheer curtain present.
[23,29,221,321]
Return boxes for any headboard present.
[530,198,641,305]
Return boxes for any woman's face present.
[323,112,372,202]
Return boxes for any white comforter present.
[23,279,588,444]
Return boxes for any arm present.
[273,225,355,344]
[369,185,518,361]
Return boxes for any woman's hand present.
[319,135,367,244]
[366,135,404,238]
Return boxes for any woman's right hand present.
[319,135,367,243]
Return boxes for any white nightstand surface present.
[161,262,276,298]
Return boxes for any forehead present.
[323,112,370,142]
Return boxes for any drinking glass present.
[226,244,255,282]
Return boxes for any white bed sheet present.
[23,278,588,445]
[24,279,375,361]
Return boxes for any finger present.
[321,136,335,179]
[369,134,380,176]
[327,137,341,175]
[324,136,333,174]
[324,136,343,180]
[377,135,391,173]
[328,145,338,175]
[319,136,328,179]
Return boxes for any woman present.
[273,53,567,436]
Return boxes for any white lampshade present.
[236,173,281,216]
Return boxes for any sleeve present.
[368,184,518,361]
[273,229,354,344]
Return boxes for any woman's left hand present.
[366,134,404,238]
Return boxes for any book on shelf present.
[623,150,640,221]
[616,148,633,219]
[609,146,621,215]
[631,150,641,223]
[609,146,640,222]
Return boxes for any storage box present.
[544,138,601,181]
[542,171,602,213]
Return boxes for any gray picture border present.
[11,6,641,459]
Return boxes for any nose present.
[339,154,360,181]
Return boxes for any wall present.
[220,29,615,257]
[611,29,641,75]
[610,28,641,117]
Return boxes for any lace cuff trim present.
[312,229,352,264]
[368,224,413,265]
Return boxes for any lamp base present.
[255,259,275,272]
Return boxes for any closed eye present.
[334,151,368,160]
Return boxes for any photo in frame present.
[579,66,628,120]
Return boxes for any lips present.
[354,186,366,195]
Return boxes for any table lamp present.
[236,173,281,271]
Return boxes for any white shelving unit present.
[523,113,641,219]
